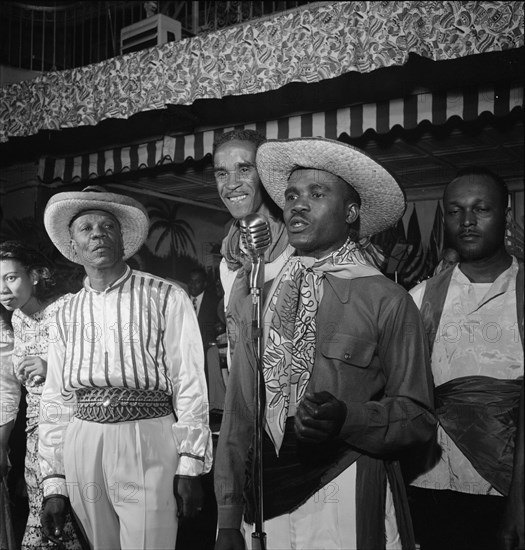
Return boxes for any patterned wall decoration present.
[1,1,523,143]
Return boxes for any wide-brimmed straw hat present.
[256,137,405,238]
[44,186,149,264]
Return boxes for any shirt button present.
[344,353,351,360]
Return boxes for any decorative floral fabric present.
[262,239,382,452]
[12,295,71,431]
[11,295,82,550]
[0,1,523,143]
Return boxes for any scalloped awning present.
[2,1,524,143]
[38,81,523,184]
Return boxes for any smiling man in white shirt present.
[213,130,293,368]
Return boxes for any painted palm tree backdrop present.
[147,202,197,257]
[145,201,203,282]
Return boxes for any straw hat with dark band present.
[44,186,149,264]
[256,137,406,238]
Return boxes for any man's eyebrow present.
[285,183,328,194]
[214,161,254,171]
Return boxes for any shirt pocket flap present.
[320,333,376,368]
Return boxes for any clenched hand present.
[294,391,347,443]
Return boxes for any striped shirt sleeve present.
[165,287,213,476]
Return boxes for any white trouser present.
[64,415,178,550]
[243,462,401,550]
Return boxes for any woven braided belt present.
[75,387,173,423]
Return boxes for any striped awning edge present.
[38,82,523,184]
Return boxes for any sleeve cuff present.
[217,504,245,529]
[43,476,68,498]
[176,454,206,477]
[339,401,369,441]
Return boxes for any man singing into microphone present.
[213,130,293,366]
[214,138,437,550]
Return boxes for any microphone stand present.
[250,254,266,550]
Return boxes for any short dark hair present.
[0,240,60,303]
[212,129,266,157]
[450,166,509,208]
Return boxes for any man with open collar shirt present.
[214,138,437,550]
[408,167,524,550]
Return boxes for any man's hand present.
[173,475,204,521]
[18,355,47,383]
[294,391,347,443]
[40,495,67,546]
[215,527,246,550]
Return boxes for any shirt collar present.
[83,265,132,293]
[452,256,518,310]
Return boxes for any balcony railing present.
[0,1,312,73]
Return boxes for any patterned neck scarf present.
[262,238,382,453]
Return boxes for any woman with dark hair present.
[0,241,83,550]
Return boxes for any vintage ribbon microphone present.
[240,213,271,550]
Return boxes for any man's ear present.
[345,203,360,225]
[69,239,78,258]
